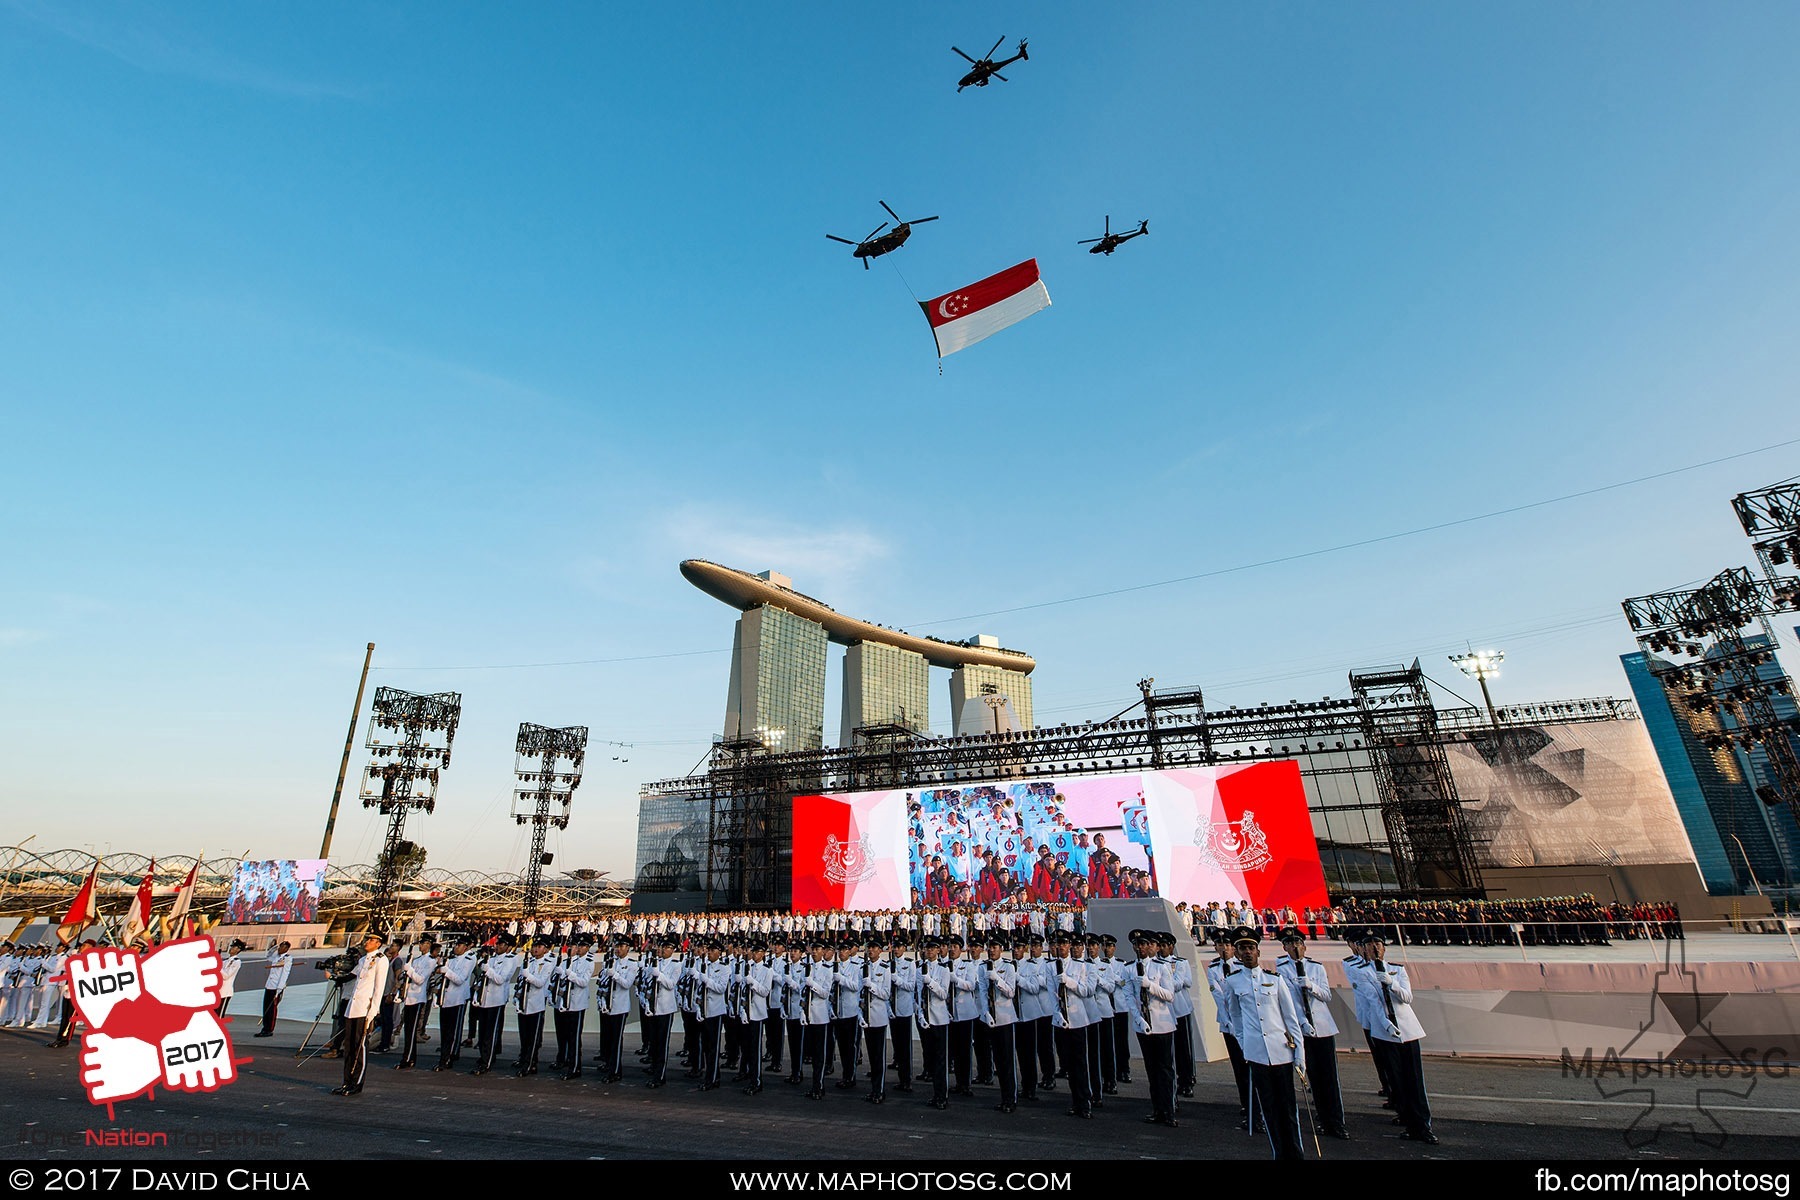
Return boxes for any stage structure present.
[1624,475,1800,817]
[360,686,462,933]
[640,663,1644,910]
[513,722,589,919]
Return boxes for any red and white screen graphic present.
[798,762,1327,911]
[791,789,910,914]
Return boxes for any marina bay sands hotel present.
[680,560,1036,749]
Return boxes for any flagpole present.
[321,643,375,862]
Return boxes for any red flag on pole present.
[121,859,155,945]
[919,259,1051,357]
[57,862,100,945]
[163,857,201,941]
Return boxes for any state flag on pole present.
[57,862,100,945]
[919,259,1050,357]
[121,859,155,945]
[163,856,201,942]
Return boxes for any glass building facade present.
[841,641,931,744]
[1621,650,1794,890]
[949,664,1035,732]
[724,604,829,751]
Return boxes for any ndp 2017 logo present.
[58,936,248,1114]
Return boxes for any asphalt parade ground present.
[5,1023,1798,1162]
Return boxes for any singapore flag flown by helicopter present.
[919,259,1050,358]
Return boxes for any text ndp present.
[77,968,137,997]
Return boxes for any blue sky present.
[4,2,1798,878]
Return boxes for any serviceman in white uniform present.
[1278,927,1349,1139]
[1354,929,1437,1144]
[395,937,438,1069]
[433,937,477,1071]
[1223,928,1308,1160]
[257,940,293,1037]
[333,932,387,1097]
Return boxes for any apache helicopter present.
[1078,215,1149,255]
[953,36,1028,91]
[827,201,939,269]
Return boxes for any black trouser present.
[398,1002,425,1066]
[1174,1013,1195,1090]
[1223,1030,1250,1112]
[831,1016,860,1083]
[972,1018,992,1081]
[472,1005,505,1071]
[1363,1028,1396,1094]
[1377,1037,1432,1134]
[327,997,349,1053]
[949,1018,972,1091]
[699,1014,723,1085]
[724,1015,741,1069]
[342,1015,370,1091]
[920,1020,949,1104]
[55,998,77,1044]
[1112,1012,1132,1080]
[680,1010,698,1068]
[375,998,399,1049]
[553,1007,584,1074]
[260,989,282,1035]
[1249,1060,1304,1160]
[598,1010,626,1078]
[764,1008,784,1066]
[436,1003,467,1068]
[864,1025,888,1098]
[1138,1030,1176,1119]
[1035,1016,1056,1084]
[516,1010,546,1073]
[803,1023,829,1094]
[989,1022,1016,1105]
[1303,1034,1344,1132]
[1084,1022,1104,1100]
[1014,1025,1038,1099]
[785,1017,804,1076]
[642,1012,672,1084]
[1055,1025,1091,1115]
[742,1018,764,1089]
[889,1014,913,1085]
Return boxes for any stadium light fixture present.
[1450,649,1504,727]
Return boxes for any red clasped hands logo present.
[57,937,248,1114]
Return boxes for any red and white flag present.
[919,259,1051,357]
[162,856,201,941]
[121,859,155,945]
[57,862,101,945]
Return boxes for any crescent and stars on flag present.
[919,259,1052,359]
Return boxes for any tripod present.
[296,977,348,1062]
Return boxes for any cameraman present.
[333,932,388,1097]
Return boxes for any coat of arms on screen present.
[823,834,877,884]
[1194,811,1272,872]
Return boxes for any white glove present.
[81,1031,162,1103]
[66,948,144,1030]
[141,938,222,1009]
[160,1010,237,1092]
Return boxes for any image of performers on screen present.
[906,781,1156,909]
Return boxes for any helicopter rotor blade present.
[908,215,939,224]
[826,235,858,245]
[1077,237,1103,244]
[879,200,901,223]
[952,46,978,64]
[1104,215,1111,235]
[985,34,1006,60]
[864,222,889,242]
[992,71,1008,82]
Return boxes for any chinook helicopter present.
[953,36,1029,91]
[826,201,940,269]
[1078,215,1149,255]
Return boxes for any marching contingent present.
[296,912,1441,1160]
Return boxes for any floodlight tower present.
[1449,649,1504,727]
[513,723,588,919]
[360,686,462,933]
